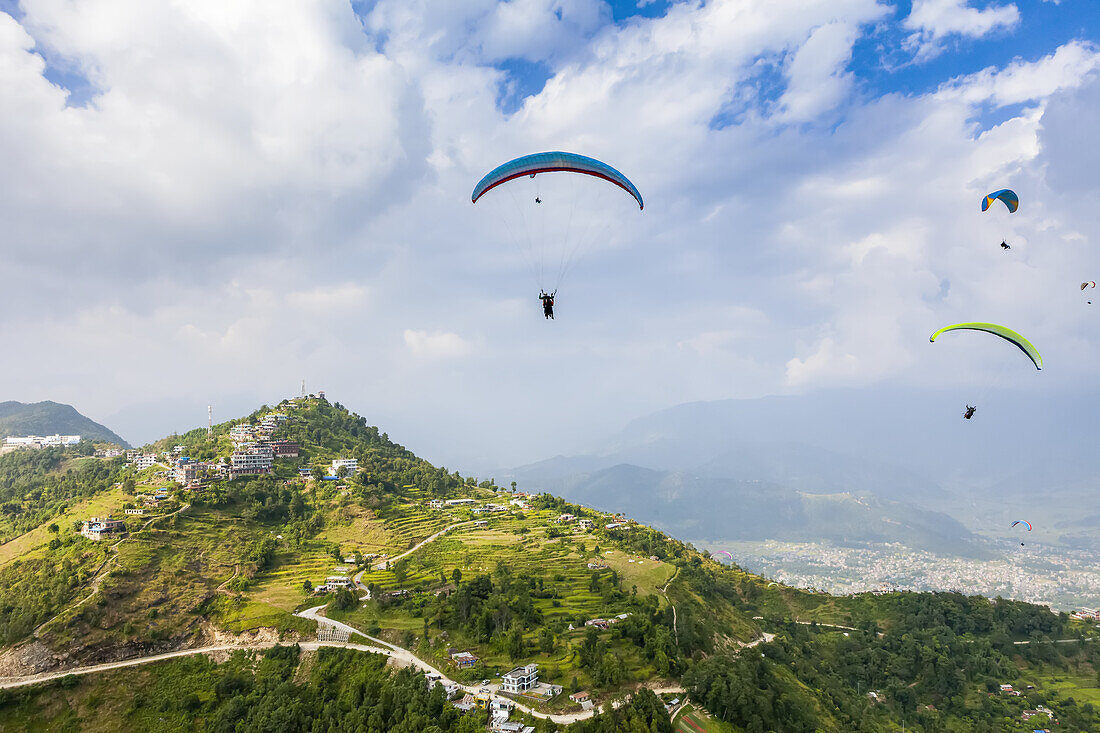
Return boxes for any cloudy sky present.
[1,0,1098,470]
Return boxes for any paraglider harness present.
[963,405,976,420]
[539,290,556,319]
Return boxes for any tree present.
[511,481,517,492]
[452,568,462,585]
[47,523,59,534]
[539,627,556,655]
[331,587,357,611]
[311,466,325,481]
[303,579,313,593]
[507,624,525,661]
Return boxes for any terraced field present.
[0,486,128,567]
[674,704,737,733]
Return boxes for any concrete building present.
[500,664,538,694]
[451,651,479,668]
[330,458,358,476]
[132,454,159,471]
[264,440,300,458]
[3,434,81,449]
[230,443,274,478]
[175,460,211,485]
[321,576,352,592]
[81,516,126,541]
[229,424,255,443]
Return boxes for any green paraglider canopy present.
[929,322,1042,370]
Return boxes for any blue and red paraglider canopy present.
[472,151,644,210]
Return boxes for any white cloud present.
[936,40,1100,107]
[1,1,1100,468]
[404,329,474,358]
[775,21,860,122]
[903,0,1019,61]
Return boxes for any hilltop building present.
[130,453,159,470]
[230,443,274,478]
[229,424,255,443]
[175,459,214,485]
[330,458,358,476]
[264,440,300,458]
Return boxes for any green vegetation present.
[1,396,1099,732]
[0,448,124,544]
[0,400,130,447]
[0,646,672,732]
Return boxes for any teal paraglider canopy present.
[981,189,1019,213]
[472,152,644,210]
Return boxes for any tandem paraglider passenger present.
[963,405,977,420]
[539,290,556,320]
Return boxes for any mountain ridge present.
[0,400,130,447]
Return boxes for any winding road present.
[1,514,699,725]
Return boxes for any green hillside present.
[0,397,1098,731]
[0,401,129,447]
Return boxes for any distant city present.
[724,540,1100,613]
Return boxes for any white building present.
[230,443,274,478]
[81,516,126,541]
[330,458,358,476]
[444,498,477,506]
[4,434,81,448]
[321,576,353,592]
[500,664,538,694]
[132,454,159,471]
[229,424,255,443]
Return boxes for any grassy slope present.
[0,485,125,567]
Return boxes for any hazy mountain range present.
[0,401,130,448]
[506,388,1100,554]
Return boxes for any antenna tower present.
[207,406,213,436]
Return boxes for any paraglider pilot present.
[963,405,977,420]
[539,290,556,320]
[1000,240,1010,250]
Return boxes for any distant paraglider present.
[1012,520,1032,547]
[715,550,733,562]
[929,322,1043,371]
[982,189,1019,214]
[1000,240,1011,250]
[963,405,977,420]
[1082,281,1095,304]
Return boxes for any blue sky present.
[1,0,1100,470]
